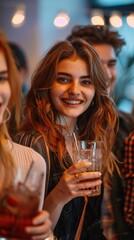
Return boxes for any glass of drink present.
[72,140,103,196]
[45,233,58,240]
[0,163,44,239]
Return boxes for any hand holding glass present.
[0,164,44,239]
[72,140,103,196]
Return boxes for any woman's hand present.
[55,161,102,204]
[25,210,52,240]
[44,161,102,229]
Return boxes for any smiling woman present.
[50,56,95,120]
[14,39,119,240]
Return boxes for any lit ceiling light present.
[54,12,70,28]
[91,10,105,26]
[126,13,134,28]
[12,4,25,27]
[109,11,123,28]
[91,15,105,25]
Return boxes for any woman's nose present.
[68,82,80,95]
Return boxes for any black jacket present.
[14,131,107,240]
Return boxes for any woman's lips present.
[61,98,84,105]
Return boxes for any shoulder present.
[14,131,43,153]
[11,141,46,170]
[14,131,47,159]
[118,111,134,130]
[124,132,134,166]
[125,131,134,144]
[118,110,133,122]
[14,131,39,146]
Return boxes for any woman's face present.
[0,50,11,124]
[50,56,95,121]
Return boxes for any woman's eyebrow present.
[57,72,71,76]
[0,71,8,80]
[80,75,91,79]
[57,72,91,78]
[0,70,8,74]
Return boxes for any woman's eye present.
[57,77,70,84]
[81,80,92,86]
[0,75,8,82]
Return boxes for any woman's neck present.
[56,115,78,161]
[56,115,77,136]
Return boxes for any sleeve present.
[123,133,134,178]
[123,133,134,229]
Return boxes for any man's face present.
[93,43,117,94]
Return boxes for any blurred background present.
[0,0,134,114]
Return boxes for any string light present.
[91,10,105,25]
[126,13,134,28]
[90,8,134,29]
[109,11,123,28]
[11,4,25,27]
[54,12,70,28]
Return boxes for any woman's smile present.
[61,97,84,106]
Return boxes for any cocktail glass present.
[0,163,44,239]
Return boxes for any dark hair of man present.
[8,42,28,71]
[67,25,126,56]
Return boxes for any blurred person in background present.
[0,32,52,239]
[67,25,134,240]
[7,42,29,137]
[9,42,29,95]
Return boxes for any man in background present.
[9,42,29,95]
[67,25,134,240]
[8,42,29,137]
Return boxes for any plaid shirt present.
[101,112,134,239]
[123,132,134,229]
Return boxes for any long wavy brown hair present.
[20,39,118,178]
[0,32,21,190]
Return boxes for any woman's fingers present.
[73,171,101,181]
[65,161,91,175]
[62,162,101,184]
[68,177,102,191]
[25,211,52,239]
[32,211,51,225]
[63,168,101,185]
[57,163,102,200]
